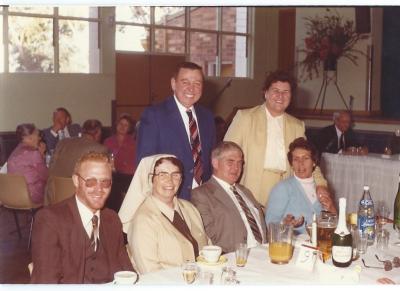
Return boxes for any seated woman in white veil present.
[119,154,209,274]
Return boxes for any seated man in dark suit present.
[31,151,135,283]
[42,107,82,153]
[191,141,267,253]
[317,111,357,154]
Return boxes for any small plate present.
[196,255,228,266]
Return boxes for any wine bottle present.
[394,174,400,230]
[332,198,353,268]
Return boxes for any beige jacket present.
[127,196,209,274]
[224,104,327,204]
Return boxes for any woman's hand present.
[282,214,304,228]
[316,186,337,214]
[38,141,47,157]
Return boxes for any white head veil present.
[118,153,176,233]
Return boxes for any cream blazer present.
[127,196,209,274]
[224,104,327,205]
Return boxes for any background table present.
[138,225,400,285]
[320,153,400,214]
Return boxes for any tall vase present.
[323,55,337,71]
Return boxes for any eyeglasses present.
[269,89,291,98]
[151,171,182,181]
[76,173,112,188]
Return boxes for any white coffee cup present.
[113,271,138,285]
[200,245,222,263]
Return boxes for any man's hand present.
[282,214,304,228]
[316,186,337,214]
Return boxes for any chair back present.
[48,176,75,205]
[0,173,40,209]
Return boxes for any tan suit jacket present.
[191,177,267,254]
[128,196,209,274]
[224,104,327,205]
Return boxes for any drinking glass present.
[268,223,294,264]
[198,271,214,285]
[182,261,198,284]
[220,266,239,285]
[317,211,337,262]
[235,243,248,267]
[376,202,390,226]
[376,229,390,251]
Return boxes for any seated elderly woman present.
[119,154,208,274]
[265,137,336,234]
[8,123,48,204]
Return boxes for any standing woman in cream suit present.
[119,154,208,274]
[224,70,329,207]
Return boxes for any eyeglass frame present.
[75,173,112,188]
[268,88,291,99]
[150,171,183,181]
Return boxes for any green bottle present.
[394,174,400,230]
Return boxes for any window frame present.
[114,6,253,78]
[0,6,101,74]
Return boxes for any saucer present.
[196,255,228,266]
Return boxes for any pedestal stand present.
[313,69,349,114]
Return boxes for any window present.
[0,6,100,73]
[115,6,251,78]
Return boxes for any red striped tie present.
[231,186,263,243]
[186,110,203,185]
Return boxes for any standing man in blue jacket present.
[136,62,216,200]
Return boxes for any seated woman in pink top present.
[104,114,136,212]
[8,123,48,204]
[104,114,136,175]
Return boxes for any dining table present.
[320,152,400,214]
[136,224,400,285]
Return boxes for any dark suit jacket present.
[31,196,134,284]
[136,96,216,200]
[191,177,267,253]
[317,124,357,154]
[42,123,82,152]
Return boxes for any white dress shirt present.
[213,175,264,248]
[50,127,71,139]
[264,108,286,172]
[335,125,344,153]
[75,196,100,241]
[174,95,201,188]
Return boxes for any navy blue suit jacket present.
[136,96,216,200]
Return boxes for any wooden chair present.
[47,176,75,205]
[0,173,42,249]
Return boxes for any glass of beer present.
[317,211,337,262]
[181,261,198,284]
[268,223,294,264]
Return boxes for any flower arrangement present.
[298,9,369,81]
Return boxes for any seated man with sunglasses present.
[31,151,135,284]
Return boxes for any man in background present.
[42,107,81,152]
[136,61,216,200]
[317,111,357,154]
[45,119,107,204]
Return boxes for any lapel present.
[252,105,268,170]
[67,197,87,280]
[146,196,191,244]
[165,97,193,157]
[207,177,247,228]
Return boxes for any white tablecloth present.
[138,225,400,285]
[320,153,400,214]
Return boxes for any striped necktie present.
[230,185,263,243]
[186,110,203,185]
[90,215,99,252]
